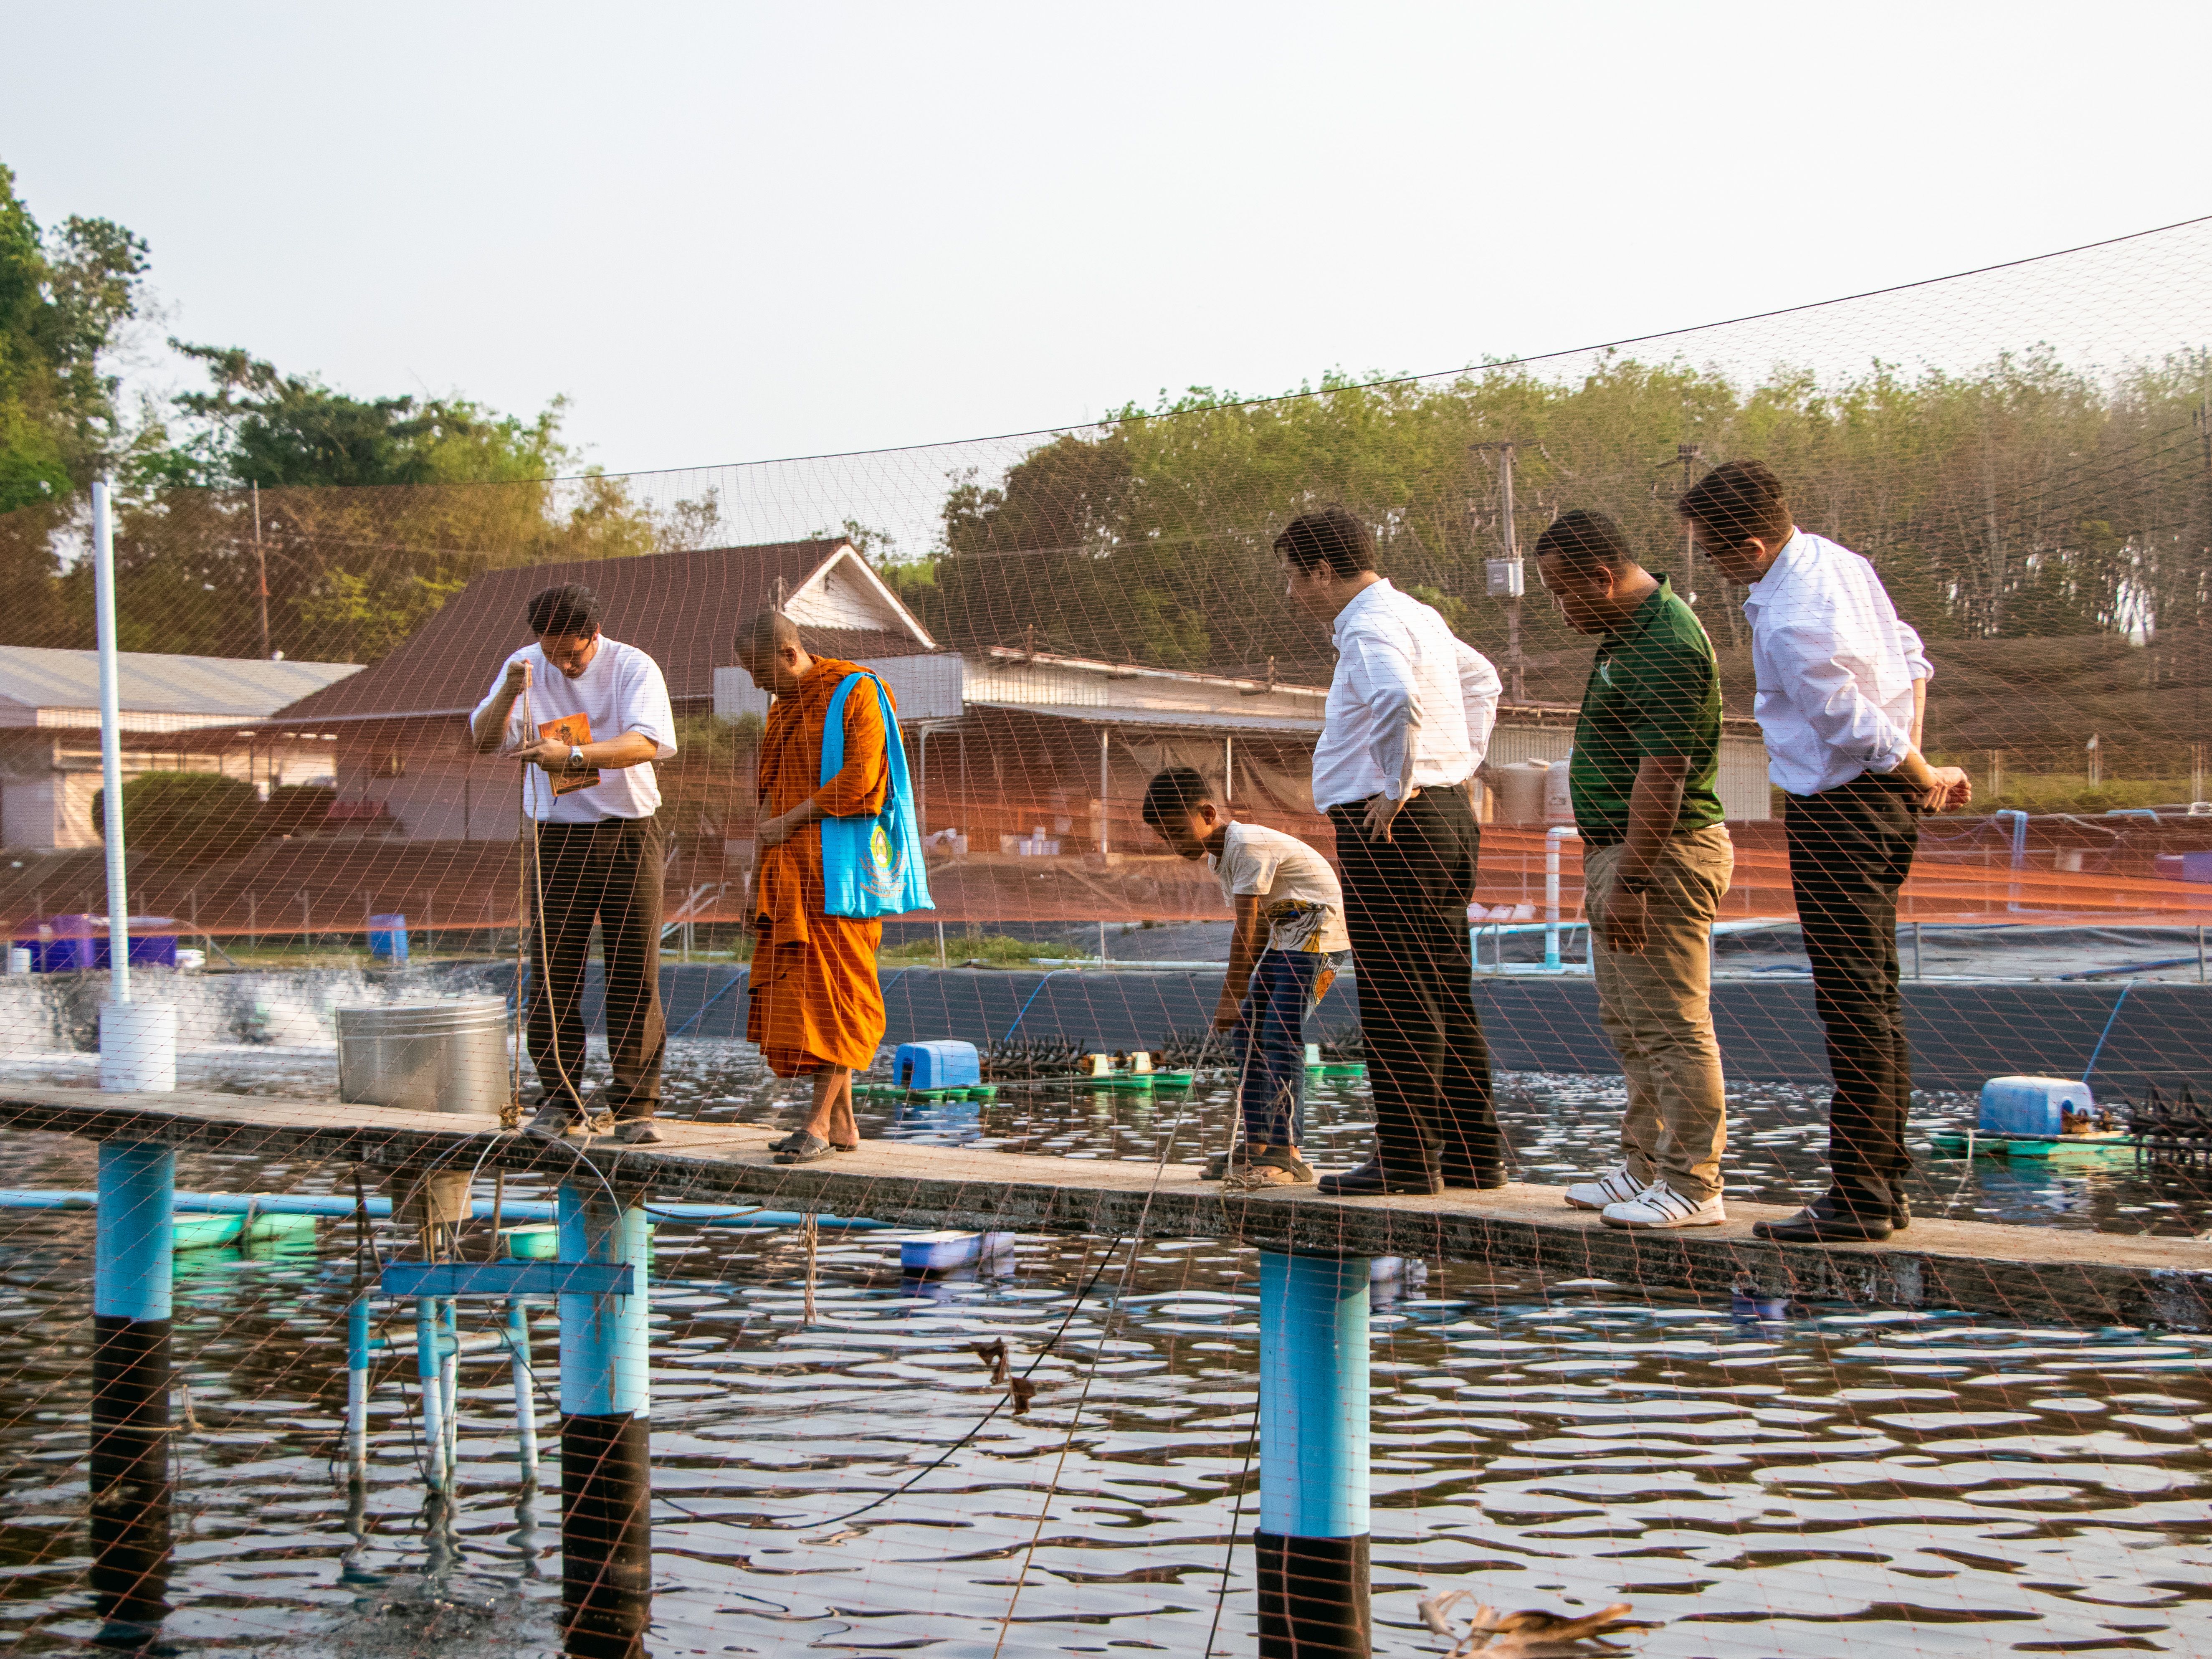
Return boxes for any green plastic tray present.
[1031,1069,1195,1092]
[1929,1130,2135,1160]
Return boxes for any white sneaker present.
[1602,1180,1726,1230]
[1564,1165,1647,1211]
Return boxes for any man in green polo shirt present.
[1534,509,1736,1229]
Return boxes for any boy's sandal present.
[1225,1161,1316,1191]
[1201,1145,1253,1182]
[773,1132,835,1165]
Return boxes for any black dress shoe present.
[1441,1165,1510,1190]
[1752,1183,1894,1244]
[1316,1158,1443,1198]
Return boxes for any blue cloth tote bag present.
[817,672,935,919]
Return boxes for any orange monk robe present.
[746,657,893,1076]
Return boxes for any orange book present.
[538,714,601,795]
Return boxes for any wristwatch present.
[566,745,586,772]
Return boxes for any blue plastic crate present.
[895,1040,981,1091]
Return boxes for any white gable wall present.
[714,655,965,725]
[783,548,936,645]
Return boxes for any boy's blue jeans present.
[1233,948,1343,1146]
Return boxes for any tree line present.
[894,353,2212,766]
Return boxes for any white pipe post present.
[93,481,176,1092]
[93,480,129,1008]
[416,1295,447,1495]
[346,1292,370,1482]
[440,1299,460,1472]
[508,1299,540,1484]
[1544,826,1579,971]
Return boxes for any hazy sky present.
[8,2,2207,481]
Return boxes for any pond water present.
[1,1038,2209,1656]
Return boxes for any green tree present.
[141,342,566,490]
[0,162,148,512]
[91,772,266,865]
[0,162,148,647]
[106,347,674,661]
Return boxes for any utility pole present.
[1677,443,1702,600]
[1471,442,1526,703]
[251,482,271,661]
[1674,442,1737,648]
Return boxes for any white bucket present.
[100,999,177,1092]
[5,946,28,975]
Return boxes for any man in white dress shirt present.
[471,582,679,1146]
[1682,461,1970,1242]
[1276,506,1509,1196]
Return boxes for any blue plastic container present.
[367,914,409,964]
[30,914,98,973]
[21,915,176,972]
[895,1039,981,1090]
[1979,1074,2094,1137]
[102,929,177,970]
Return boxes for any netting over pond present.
[0,217,2211,1658]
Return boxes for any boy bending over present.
[1142,767,1350,1190]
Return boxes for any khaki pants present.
[1584,826,1734,1203]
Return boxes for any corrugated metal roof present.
[972,700,1328,736]
[0,647,361,724]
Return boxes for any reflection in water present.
[87,1317,169,1650]
[0,1037,2208,1656]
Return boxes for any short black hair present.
[1533,509,1640,581]
[1679,459,1793,547]
[1273,506,1375,580]
[1140,766,1215,831]
[527,583,601,637]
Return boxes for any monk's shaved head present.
[735,608,802,660]
[734,607,811,698]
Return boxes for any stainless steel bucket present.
[335,997,510,1116]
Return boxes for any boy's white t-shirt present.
[1207,821,1351,955]
[473,637,678,822]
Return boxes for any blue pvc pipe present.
[2081,980,2135,1086]
[94,1145,174,1322]
[558,1182,650,1419]
[1258,1250,1369,1538]
[0,1190,891,1230]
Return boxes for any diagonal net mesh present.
[0,217,2207,1659]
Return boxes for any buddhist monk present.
[735,609,892,1164]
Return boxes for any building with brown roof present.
[272,537,941,841]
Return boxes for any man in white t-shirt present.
[1142,766,1350,1190]
[471,582,678,1145]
